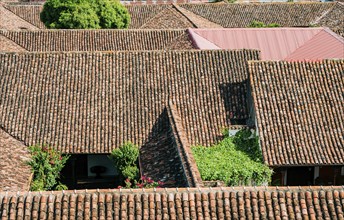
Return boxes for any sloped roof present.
[1,186,343,219]
[139,104,202,188]
[0,29,194,52]
[0,128,32,192]
[315,2,344,37]
[0,50,259,154]
[249,60,344,166]
[180,2,335,28]
[0,4,39,30]
[189,28,344,61]
[0,35,27,52]
[2,4,45,29]
[3,2,342,32]
[3,3,196,30]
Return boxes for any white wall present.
[87,155,118,177]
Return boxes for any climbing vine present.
[192,129,272,186]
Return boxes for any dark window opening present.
[60,154,120,189]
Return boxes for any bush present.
[192,129,272,186]
[248,21,281,28]
[27,145,69,191]
[40,0,130,29]
[109,142,139,181]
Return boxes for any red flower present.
[158,181,164,186]
[125,178,130,183]
[147,178,154,184]
[141,176,146,181]
[117,186,122,189]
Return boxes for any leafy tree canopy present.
[40,0,130,29]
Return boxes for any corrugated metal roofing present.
[190,27,344,60]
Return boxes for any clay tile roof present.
[1,186,343,219]
[249,60,344,166]
[3,2,342,33]
[0,35,27,52]
[3,3,45,29]
[315,2,344,37]
[180,2,336,28]
[0,50,260,154]
[0,128,32,192]
[0,29,194,52]
[189,27,344,61]
[3,3,196,30]
[0,4,39,31]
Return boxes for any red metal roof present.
[189,28,344,61]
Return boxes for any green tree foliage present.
[27,145,69,191]
[192,129,272,186]
[109,142,139,180]
[40,0,130,29]
[248,21,281,28]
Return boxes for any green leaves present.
[248,21,281,28]
[109,142,139,181]
[192,129,272,186]
[40,0,130,29]
[27,145,70,191]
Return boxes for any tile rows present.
[0,186,343,220]
[3,4,45,29]
[0,29,194,52]
[3,4,194,30]
[180,2,335,28]
[0,50,259,153]
[139,108,189,187]
[3,2,342,33]
[249,60,344,166]
[0,128,32,192]
[167,103,203,187]
[316,2,344,37]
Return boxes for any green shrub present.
[27,145,69,191]
[248,21,281,28]
[109,142,139,181]
[40,0,130,29]
[192,129,272,186]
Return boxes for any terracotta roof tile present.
[0,29,194,51]
[0,50,259,153]
[249,60,344,166]
[1,186,343,219]
[3,4,45,29]
[3,3,195,30]
[180,2,335,28]
[0,35,27,52]
[315,2,344,37]
[0,4,39,31]
[3,2,341,33]
[0,128,32,192]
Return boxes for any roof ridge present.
[0,34,28,52]
[3,4,42,29]
[311,2,337,25]
[284,28,343,61]
[138,7,172,29]
[1,4,40,30]
[172,4,199,28]
[173,3,222,28]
